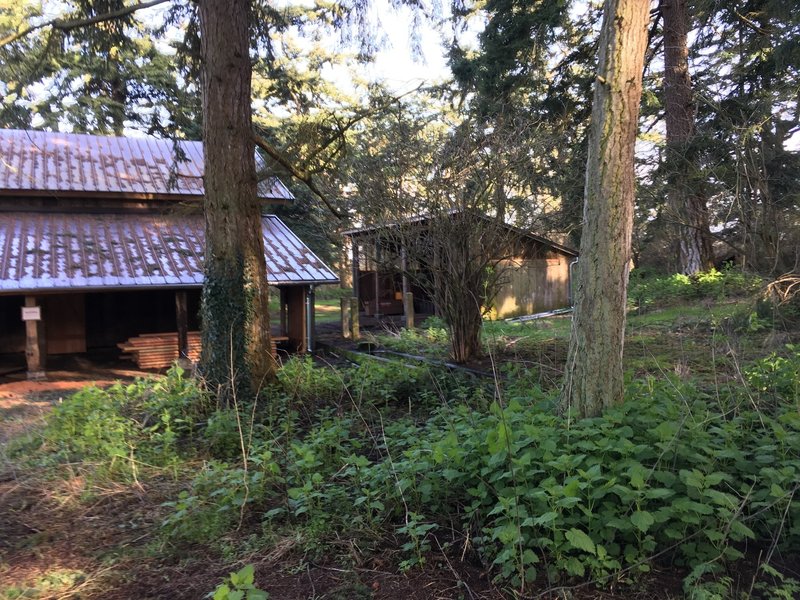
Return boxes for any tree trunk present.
[661,0,714,274]
[560,0,649,418]
[199,0,274,403]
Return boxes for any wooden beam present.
[350,297,360,340]
[351,241,360,302]
[341,297,351,339]
[24,296,45,380]
[404,292,415,329]
[306,285,315,353]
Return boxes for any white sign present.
[21,306,41,321]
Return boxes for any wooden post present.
[24,296,45,380]
[401,247,410,296]
[373,240,382,319]
[341,297,351,339]
[306,285,315,353]
[351,240,360,302]
[175,290,190,367]
[350,297,360,340]
[401,246,412,327]
[404,292,415,329]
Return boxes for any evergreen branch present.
[304,84,423,166]
[252,131,343,220]
[733,10,770,36]
[0,0,172,48]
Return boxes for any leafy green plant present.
[277,356,345,408]
[628,268,762,310]
[162,449,280,544]
[208,564,268,600]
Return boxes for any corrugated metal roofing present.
[343,211,579,257]
[0,212,338,293]
[0,129,293,201]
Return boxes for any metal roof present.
[343,211,578,257]
[0,212,338,293]
[0,129,293,201]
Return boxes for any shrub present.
[219,354,800,590]
[38,366,208,476]
[628,268,762,310]
[276,356,345,409]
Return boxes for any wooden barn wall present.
[0,294,86,355]
[43,294,87,354]
[492,252,572,319]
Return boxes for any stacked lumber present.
[118,332,201,369]
[119,332,289,369]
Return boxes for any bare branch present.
[0,0,172,48]
[252,131,343,219]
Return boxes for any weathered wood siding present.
[43,294,86,354]
[492,254,572,319]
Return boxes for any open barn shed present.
[343,212,578,325]
[0,129,338,378]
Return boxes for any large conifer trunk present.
[662,0,714,274]
[199,0,274,401]
[560,0,649,418]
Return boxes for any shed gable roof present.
[0,129,293,201]
[0,212,337,293]
[343,212,578,257]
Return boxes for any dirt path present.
[0,367,145,445]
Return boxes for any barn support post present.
[341,297,351,339]
[401,247,413,328]
[351,240,360,304]
[175,290,191,367]
[305,285,315,353]
[350,297,360,340]
[373,240,382,319]
[404,292,415,329]
[24,296,46,380]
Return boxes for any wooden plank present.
[118,330,278,369]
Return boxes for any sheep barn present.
[0,129,338,378]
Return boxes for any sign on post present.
[21,306,41,321]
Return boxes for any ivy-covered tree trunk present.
[661,0,714,274]
[199,0,274,402]
[560,0,649,418]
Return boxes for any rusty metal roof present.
[0,212,338,293]
[0,129,293,201]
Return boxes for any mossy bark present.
[198,0,275,403]
[560,0,650,418]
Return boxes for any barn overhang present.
[0,212,338,294]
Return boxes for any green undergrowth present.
[10,340,800,597]
[628,268,763,311]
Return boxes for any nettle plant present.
[152,349,799,593]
